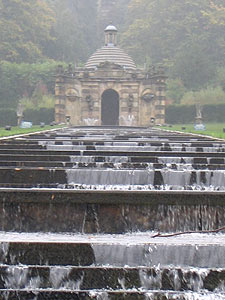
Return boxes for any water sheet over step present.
[0,126,225,299]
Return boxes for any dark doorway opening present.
[101,89,119,125]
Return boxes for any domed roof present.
[104,25,118,31]
[85,46,136,70]
[85,24,136,70]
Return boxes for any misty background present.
[0,0,225,125]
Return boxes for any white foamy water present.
[158,157,194,164]
[1,231,225,269]
[65,168,225,190]
[66,169,155,185]
[0,231,224,246]
[39,141,225,153]
[145,292,225,299]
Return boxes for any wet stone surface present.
[0,193,225,233]
[0,127,224,298]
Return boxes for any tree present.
[0,61,62,108]
[0,0,55,62]
[121,0,225,63]
[166,79,187,104]
[171,41,216,90]
[46,0,98,63]
[121,0,225,89]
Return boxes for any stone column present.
[154,75,167,125]
[55,66,66,124]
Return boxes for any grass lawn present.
[161,123,225,140]
[0,125,65,138]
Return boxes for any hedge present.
[1,104,225,127]
[0,109,17,127]
[23,108,55,125]
[166,104,225,124]
[0,108,54,127]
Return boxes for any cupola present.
[85,24,136,70]
[104,24,118,46]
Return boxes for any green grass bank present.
[0,125,65,138]
[161,123,225,140]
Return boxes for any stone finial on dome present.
[105,24,118,32]
[85,24,136,70]
[104,24,118,46]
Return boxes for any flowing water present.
[0,126,225,299]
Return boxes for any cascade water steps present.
[0,290,223,299]
[0,167,225,189]
[0,234,225,298]
[0,126,225,299]
[0,189,225,233]
[0,161,225,170]
[2,149,225,156]
[1,141,225,147]
[1,265,225,293]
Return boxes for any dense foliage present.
[23,108,54,125]
[47,0,97,63]
[166,104,225,124]
[0,0,55,63]
[121,0,225,91]
[0,0,225,123]
[0,109,17,126]
[0,0,97,64]
[0,61,62,108]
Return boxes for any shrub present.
[0,61,65,108]
[166,79,187,104]
[0,109,17,126]
[21,95,55,110]
[166,104,225,124]
[23,108,54,125]
[180,86,225,106]
[165,105,195,124]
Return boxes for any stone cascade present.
[0,126,224,299]
[0,127,225,190]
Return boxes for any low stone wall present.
[0,190,225,233]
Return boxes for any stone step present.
[0,154,225,165]
[3,139,225,145]
[0,189,225,233]
[0,161,224,171]
[2,139,225,148]
[26,132,218,141]
[2,143,225,153]
[0,290,223,300]
[0,265,224,292]
[40,145,225,153]
[1,148,225,157]
[0,127,224,300]
[0,168,67,185]
[7,139,225,148]
[0,161,74,168]
[0,233,225,267]
[0,144,45,149]
[0,168,224,190]
[0,154,71,162]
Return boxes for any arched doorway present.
[101,89,119,125]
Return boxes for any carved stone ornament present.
[57,64,64,75]
[141,93,155,102]
[66,89,79,102]
[128,94,134,111]
[16,101,24,117]
[85,95,94,111]
[98,61,123,70]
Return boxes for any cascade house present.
[55,25,167,126]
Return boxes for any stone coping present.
[0,188,224,205]
[0,127,67,141]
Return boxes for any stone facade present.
[55,26,167,126]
